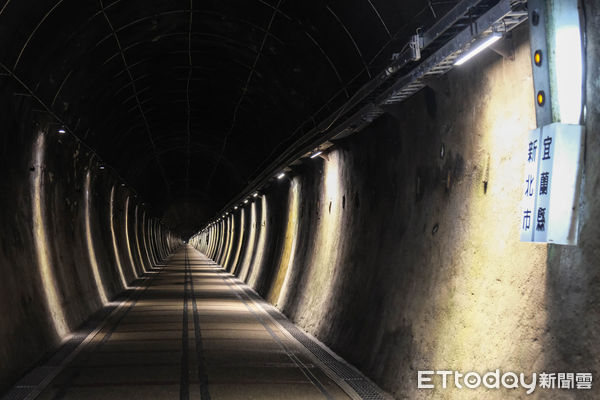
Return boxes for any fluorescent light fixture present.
[253,192,259,197]
[57,128,66,134]
[244,199,249,204]
[454,33,502,66]
[554,8,583,124]
[311,151,323,159]
[277,172,286,180]
[99,165,105,170]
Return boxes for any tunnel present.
[0,0,599,399]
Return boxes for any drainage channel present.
[210,263,335,400]
[205,256,389,400]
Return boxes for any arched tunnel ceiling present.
[0,0,453,237]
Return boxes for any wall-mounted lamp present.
[455,32,502,66]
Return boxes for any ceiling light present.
[277,172,286,180]
[99,165,105,170]
[244,199,249,204]
[554,15,583,124]
[310,151,323,159]
[57,128,66,134]
[454,33,502,66]
[253,192,258,197]
[234,206,238,210]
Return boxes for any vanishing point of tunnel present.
[0,0,599,399]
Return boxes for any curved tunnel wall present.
[0,96,181,391]
[191,26,600,399]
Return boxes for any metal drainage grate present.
[235,283,386,400]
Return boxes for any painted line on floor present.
[180,251,190,400]
[186,248,211,399]
[199,252,390,400]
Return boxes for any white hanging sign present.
[519,123,584,245]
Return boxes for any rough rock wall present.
[192,24,599,400]
[0,92,179,392]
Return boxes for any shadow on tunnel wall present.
[191,24,599,400]
[0,89,181,391]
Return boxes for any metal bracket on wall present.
[374,0,527,107]
[489,31,516,60]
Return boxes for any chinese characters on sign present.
[520,129,540,241]
[520,123,584,245]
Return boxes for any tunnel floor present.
[22,245,371,400]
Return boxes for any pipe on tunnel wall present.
[191,24,600,399]
[0,112,181,391]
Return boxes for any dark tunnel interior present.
[1,0,452,237]
[1,0,599,399]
